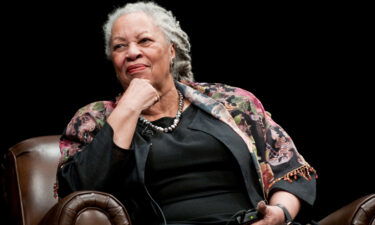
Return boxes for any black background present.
[1,0,373,223]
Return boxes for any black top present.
[145,104,252,224]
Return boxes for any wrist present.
[275,204,293,225]
[117,102,143,114]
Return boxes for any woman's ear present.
[170,43,176,59]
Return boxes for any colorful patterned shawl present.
[58,81,317,199]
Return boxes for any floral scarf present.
[58,80,317,199]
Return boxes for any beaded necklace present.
[139,90,184,132]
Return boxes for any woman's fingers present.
[117,78,160,111]
[252,201,284,225]
[256,200,267,215]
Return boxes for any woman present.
[56,2,317,225]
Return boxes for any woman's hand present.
[252,191,300,225]
[117,78,160,112]
[108,78,160,149]
[252,201,285,225]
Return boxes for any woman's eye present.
[113,44,126,51]
[139,38,151,44]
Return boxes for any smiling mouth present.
[126,65,147,74]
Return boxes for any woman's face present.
[110,12,175,89]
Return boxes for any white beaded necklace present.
[139,90,184,133]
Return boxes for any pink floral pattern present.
[59,101,116,164]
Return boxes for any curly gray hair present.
[103,1,194,81]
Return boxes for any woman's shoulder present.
[183,80,261,103]
[181,80,266,115]
[65,100,116,132]
[73,100,116,118]
[62,100,116,143]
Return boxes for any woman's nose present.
[126,43,142,61]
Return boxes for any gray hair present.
[103,1,194,81]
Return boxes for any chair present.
[1,136,374,225]
[319,194,375,225]
[2,135,131,225]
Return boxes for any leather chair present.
[2,135,131,225]
[319,194,375,225]
[1,136,374,225]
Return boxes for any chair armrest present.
[319,194,375,225]
[40,191,132,225]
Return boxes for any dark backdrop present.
[1,0,373,223]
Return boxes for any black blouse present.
[145,104,253,224]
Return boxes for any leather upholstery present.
[319,194,375,225]
[3,136,131,225]
[40,191,131,225]
[5,136,60,225]
[75,211,112,225]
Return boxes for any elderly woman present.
[56,2,316,225]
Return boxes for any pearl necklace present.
[139,90,184,132]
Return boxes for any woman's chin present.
[130,71,150,79]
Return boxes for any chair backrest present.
[4,136,61,225]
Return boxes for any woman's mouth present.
[126,64,148,74]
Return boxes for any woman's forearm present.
[58,123,134,197]
[107,105,141,149]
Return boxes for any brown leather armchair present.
[2,135,131,225]
[2,136,374,225]
[319,194,374,225]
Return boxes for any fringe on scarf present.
[269,164,318,189]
